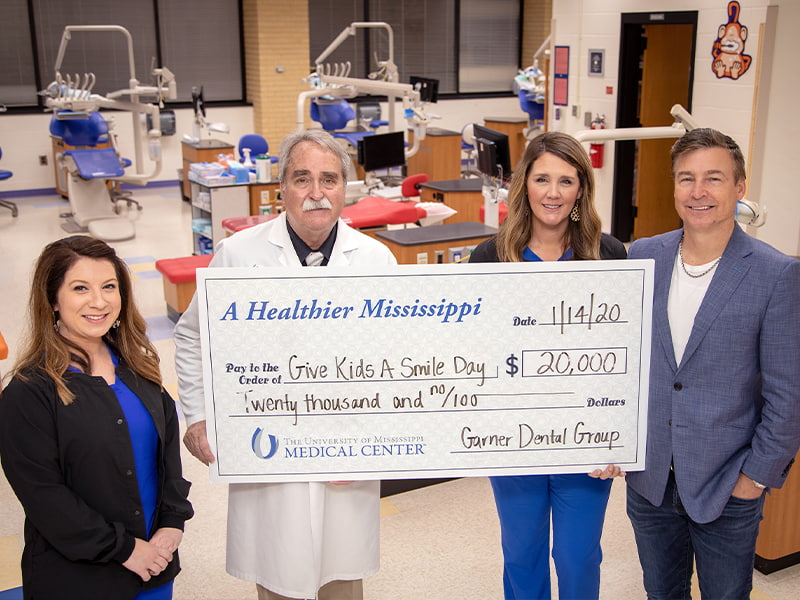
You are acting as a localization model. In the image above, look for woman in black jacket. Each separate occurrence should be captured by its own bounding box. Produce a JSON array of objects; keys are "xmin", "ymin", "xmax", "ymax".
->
[
  {"xmin": 0, "ymin": 235, "xmax": 193, "ymax": 600},
  {"xmin": 470, "ymin": 132, "xmax": 625, "ymax": 600}
]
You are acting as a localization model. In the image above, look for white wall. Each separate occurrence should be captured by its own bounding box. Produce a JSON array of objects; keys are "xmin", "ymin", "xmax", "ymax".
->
[{"xmin": 551, "ymin": 0, "xmax": 799, "ymax": 255}]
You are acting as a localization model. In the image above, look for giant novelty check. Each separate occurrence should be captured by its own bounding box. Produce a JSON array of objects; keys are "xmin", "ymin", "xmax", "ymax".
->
[{"xmin": 197, "ymin": 260, "xmax": 653, "ymax": 483}]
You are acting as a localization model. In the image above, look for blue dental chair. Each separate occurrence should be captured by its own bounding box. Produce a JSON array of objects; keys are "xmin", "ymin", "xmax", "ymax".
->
[
  {"xmin": 49, "ymin": 111, "xmax": 136, "ymax": 241},
  {"xmin": 310, "ymin": 99, "xmax": 374, "ymax": 148},
  {"xmin": 0, "ymin": 147, "xmax": 18, "ymax": 217},
  {"xmin": 518, "ymin": 89, "xmax": 545, "ymax": 139}
]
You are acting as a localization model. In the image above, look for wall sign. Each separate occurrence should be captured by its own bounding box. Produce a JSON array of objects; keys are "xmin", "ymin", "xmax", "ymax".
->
[{"xmin": 553, "ymin": 45, "xmax": 570, "ymax": 106}]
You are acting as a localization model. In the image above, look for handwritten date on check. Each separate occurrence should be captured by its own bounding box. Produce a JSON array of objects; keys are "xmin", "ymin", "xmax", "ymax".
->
[{"xmin": 196, "ymin": 260, "xmax": 653, "ymax": 483}]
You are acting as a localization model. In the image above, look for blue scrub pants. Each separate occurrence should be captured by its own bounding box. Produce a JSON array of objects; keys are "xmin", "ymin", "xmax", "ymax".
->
[{"xmin": 490, "ymin": 473, "xmax": 613, "ymax": 600}]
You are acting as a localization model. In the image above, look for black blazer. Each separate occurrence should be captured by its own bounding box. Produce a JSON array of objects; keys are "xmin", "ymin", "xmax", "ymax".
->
[{"xmin": 0, "ymin": 363, "xmax": 193, "ymax": 600}]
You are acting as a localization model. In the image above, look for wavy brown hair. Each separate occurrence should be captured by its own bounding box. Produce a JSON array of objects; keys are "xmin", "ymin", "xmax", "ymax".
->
[
  {"xmin": 9, "ymin": 235, "xmax": 161, "ymax": 404},
  {"xmin": 495, "ymin": 131, "xmax": 602, "ymax": 262}
]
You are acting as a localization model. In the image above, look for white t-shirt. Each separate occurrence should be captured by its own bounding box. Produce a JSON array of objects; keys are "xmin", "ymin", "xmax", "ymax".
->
[{"xmin": 667, "ymin": 253, "xmax": 719, "ymax": 365}]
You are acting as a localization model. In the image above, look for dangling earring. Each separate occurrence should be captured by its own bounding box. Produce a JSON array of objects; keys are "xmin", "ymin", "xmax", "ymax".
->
[
  {"xmin": 112, "ymin": 319, "xmax": 120, "ymax": 329},
  {"xmin": 569, "ymin": 203, "xmax": 580, "ymax": 222},
  {"xmin": 53, "ymin": 312, "xmax": 60, "ymax": 332}
]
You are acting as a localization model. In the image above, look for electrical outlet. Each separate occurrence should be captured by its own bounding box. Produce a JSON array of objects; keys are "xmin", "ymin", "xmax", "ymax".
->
[
  {"xmin": 572, "ymin": 105, "xmax": 579, "ymax": 117},
  {"xmin": 39, "ymin": 155, "xmax": 48, "ymax": 166}
]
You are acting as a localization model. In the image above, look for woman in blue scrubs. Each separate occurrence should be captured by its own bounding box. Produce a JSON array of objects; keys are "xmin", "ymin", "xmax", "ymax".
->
[
  {"xmin": 470, "ymin": 132, "xmax": 626, "ymax": 599},
  {"xmin": 0, "ymin": 235, "xmax": 193, "ymax": 600}
]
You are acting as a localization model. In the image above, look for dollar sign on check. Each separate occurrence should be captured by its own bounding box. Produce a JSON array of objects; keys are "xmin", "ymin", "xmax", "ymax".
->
[{"xmin": 506, "ymin": 354, "xmax": 519, "ymax": 377}]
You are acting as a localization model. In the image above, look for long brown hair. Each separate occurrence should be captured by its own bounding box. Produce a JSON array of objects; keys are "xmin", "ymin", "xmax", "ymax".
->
[
  {"xmin": 495, "ymin": 131, "xmax": 602, "ymax": 262},
  {"xmin": 10, "ymin": 235, "xmax": 162, "ymax": 404}
]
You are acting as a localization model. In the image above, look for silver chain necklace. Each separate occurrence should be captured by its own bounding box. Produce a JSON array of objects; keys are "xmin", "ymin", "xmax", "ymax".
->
[{"xmin": 678, "ymin": 237, "xmax": 721, "ymax": 278}]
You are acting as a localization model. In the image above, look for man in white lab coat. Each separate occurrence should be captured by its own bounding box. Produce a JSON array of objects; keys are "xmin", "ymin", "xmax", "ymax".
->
[{"xmin": 174, "ymin": 129, "xmax": 397, "ymax": 600}]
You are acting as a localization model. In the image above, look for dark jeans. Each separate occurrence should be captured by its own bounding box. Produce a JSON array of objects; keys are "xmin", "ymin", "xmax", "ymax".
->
[{"xmin": 626, "ymin": 473, "xmax": 765, "ymax": 600}]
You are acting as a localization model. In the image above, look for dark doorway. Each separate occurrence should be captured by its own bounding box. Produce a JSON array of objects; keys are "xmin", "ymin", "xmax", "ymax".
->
[{"xmin": 612, "ymin": 11, "xmax": 697, "ymax": 242}]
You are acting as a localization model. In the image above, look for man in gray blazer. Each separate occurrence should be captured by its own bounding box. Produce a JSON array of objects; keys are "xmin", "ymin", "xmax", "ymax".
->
[{"xmin": 626, "ymin": 128, "xmax": 800, "ymax": 599}]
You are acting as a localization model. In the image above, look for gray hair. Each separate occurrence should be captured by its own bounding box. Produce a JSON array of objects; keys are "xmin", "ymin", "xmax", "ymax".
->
[{"xmin": 278, "ymin": 129, "xmax": 351, "ymax": 185}]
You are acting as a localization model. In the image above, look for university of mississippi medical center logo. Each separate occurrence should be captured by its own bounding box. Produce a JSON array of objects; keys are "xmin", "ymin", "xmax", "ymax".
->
[{"xmin": 251, "ymin": 428, "xmax": 279, "ymax": 459}]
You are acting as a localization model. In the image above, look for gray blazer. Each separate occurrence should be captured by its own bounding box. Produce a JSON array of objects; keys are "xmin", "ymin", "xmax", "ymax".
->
[{"xmin": 626, "ymin": 225, "xmax": 800, "ymax": 523}]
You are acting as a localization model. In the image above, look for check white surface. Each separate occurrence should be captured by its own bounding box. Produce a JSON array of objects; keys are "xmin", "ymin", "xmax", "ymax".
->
[{"xmin": 197, "ymin": 261, "xmax": 654, "ymax": 483}]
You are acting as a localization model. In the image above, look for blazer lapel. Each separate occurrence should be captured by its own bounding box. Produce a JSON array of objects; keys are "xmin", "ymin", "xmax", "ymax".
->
[
  {"xmin": 678, "ymin": 226, "xmax": 752, "ymax": 369},
  {"xmin": 653, "ymin": 231, "xmax": 681, "ymax": 374}
]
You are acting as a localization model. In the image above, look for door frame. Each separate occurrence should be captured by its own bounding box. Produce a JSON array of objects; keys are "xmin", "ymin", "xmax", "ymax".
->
[{"xmin": 612, "ymin": 11, "xmax": 697, "ymax": 242}]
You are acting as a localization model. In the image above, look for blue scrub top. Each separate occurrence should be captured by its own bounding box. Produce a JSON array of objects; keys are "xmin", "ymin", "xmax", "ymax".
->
[{"xmin": 522, "ymin": 246, "xmax": 573, "ymax": 262}]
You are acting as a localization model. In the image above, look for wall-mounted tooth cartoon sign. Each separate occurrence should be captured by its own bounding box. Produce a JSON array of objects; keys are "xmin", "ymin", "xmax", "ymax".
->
[{"xmin": 712, "ymin": 1, "xmax": 752, "ymax": 79}]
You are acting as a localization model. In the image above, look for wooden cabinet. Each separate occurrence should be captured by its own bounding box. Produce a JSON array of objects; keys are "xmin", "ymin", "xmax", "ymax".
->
[
  {"xmin": 755, "ymin": 454, "xmax": 800, "ymax": 574},
  {"xmin": 248, "ymin": 182, "xmax": 283, "ymax": 215},
  {"xmin": 181, "ymin": 139, "xmax": 234, "ymax": 200},
  {"xmin": 406, "ymin": 128, "xmax": 462, "ymax": 182},
  {"xmin": 484, "ymin": 117, "xmax": 527, "ymax": 171},
  {"xmin": 375, "ymin": 221, "xmax": 496, "ymax": 265},
  {"xmin": 419, "ymin": 179, "xmax": 484, "ymax": 224},
  {"xmin": 189, "ymin": 180, "xmax": 249, "ymax": 254}
]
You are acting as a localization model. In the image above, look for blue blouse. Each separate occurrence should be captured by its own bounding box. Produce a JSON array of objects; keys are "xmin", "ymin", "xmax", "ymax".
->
[
  {"xmin": 108, "ymin": 352, "xmax": 173, "ymax": 600},
  {"xmin": 522, "ymin": 246, "xmax": 573, "ymax": 262}
]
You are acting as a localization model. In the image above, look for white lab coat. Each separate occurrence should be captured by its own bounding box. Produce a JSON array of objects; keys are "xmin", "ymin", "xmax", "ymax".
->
[{"xmin": 174, "ymin": 213, "xmax": 397, "ymax": 597}]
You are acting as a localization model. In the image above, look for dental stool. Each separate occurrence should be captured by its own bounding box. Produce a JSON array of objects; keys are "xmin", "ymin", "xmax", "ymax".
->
[
  {"xmin": 237, "ymin": 134, "xmax": 279, "ymax": 166},
  {"xmin": 50, "ymin": 111, "xmax": 135, "ymax": 241},
  {"xmin": 155, "ymin": 254, "xmax": 213, "ymax": 322},
  {"xmin": 0, "ymin": 148, "xmax": 18, "ymax": 217}
]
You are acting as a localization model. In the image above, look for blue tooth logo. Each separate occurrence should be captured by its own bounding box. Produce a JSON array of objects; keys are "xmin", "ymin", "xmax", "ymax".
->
[{"xmin": 251, "ymin": 427, "xmax": 279, "ymax": 459}]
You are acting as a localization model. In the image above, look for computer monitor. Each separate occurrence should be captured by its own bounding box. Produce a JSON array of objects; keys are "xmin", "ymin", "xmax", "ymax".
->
[
  {"xmin": 473, "ymin": 124, "xmax": 511, "ymax": 181},
  {"xmin": 357, "ymin": 131, "xmax": 406, "ymax": 173},
  {"xmin": 409, "ymin": 76, "xmax": 439, "ymax": 103}
]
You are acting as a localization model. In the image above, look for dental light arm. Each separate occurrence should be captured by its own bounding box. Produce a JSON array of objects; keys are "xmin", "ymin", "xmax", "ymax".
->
[
  {"xmin": 573, "ymin": 104, "xmax": 765, "ymax": 226},
  {"xmin": 303, "ymin": 22, "xmax": 435, "ymax": 159}
]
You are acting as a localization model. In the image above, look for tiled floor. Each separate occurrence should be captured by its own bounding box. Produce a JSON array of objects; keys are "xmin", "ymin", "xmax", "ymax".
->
[{"xmin": 1, "ymin": 186, "xmax": 799, "ymax": 598}]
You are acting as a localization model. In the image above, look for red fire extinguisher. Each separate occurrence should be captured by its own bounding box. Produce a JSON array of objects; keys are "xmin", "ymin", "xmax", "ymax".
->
[{"xmin": 590, "ymin": 115, "xmax": 606, "ymax": 169}]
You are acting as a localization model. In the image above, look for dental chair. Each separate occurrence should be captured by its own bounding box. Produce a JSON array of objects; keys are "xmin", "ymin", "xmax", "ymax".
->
[
  {"xmin": 310, "ymin": 98, "xmax": 374, "ymax": 148},
  {"xmin": 518, "ymin": 89, "xmax": 545, "ymax": 139},
  {"xmin": 49, "ymin": 111, "xmax": 136, "ymax": 241},
  {"xmin": 356, "ymin": 100, "xmax": 389, "ymax": 132},
  {"xmin": 0, "ymin": 147, "xmax": 18, "ymax": 217}
]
